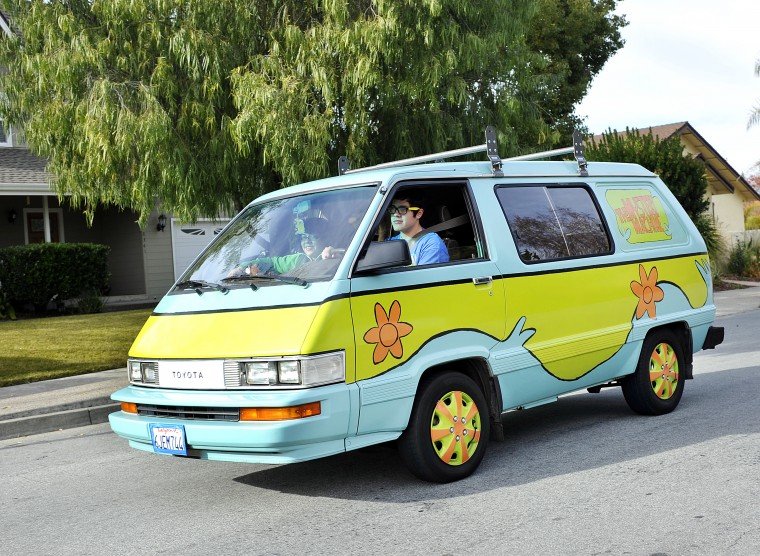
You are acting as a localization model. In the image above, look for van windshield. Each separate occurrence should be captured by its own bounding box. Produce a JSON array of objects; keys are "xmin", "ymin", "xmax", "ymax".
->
[{"xmin": 181, "ymin": 186, "xmax": 376, "ymax": 287}]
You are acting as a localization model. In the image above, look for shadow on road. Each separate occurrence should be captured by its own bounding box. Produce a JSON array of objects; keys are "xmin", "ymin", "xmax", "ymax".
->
[{"xmin": 233, "ymin": 365, "xmax": 759, "ymax": 501}]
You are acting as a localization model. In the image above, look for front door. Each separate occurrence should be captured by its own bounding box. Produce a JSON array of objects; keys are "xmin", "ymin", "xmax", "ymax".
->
[{"xmin": 26, "ymin": 212, "xmax": 60, "ymax": 243}]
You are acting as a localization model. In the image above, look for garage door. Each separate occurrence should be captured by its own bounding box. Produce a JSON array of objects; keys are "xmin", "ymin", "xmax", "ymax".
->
[{"xmin": 171, "ymin": 219, "xmax": 230, "ymax": 280}]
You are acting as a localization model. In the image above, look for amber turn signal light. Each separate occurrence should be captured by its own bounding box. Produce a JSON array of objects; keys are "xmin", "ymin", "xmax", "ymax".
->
[
  {"xmin": 120, "ymin": 402, "xmax": 138, "ymax": 414},
  {"xmin": 240, "ymin": 401, "xmax": 321, "ymax": 421}
]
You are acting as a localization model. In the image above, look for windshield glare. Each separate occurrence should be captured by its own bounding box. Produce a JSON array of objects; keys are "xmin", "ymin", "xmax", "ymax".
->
[{"xmin": 181, "ymin": 186, "xmax": 376, "ymax": 286}]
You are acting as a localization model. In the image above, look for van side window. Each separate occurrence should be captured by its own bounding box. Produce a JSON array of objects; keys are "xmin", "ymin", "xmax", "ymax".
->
[
  {"xmin": 496, "ymin": 186, "xmax": 611, "ymax": 262},
  {"xmin": 369, "ymin": 182, "xmax": 485, "ymax": 267}
]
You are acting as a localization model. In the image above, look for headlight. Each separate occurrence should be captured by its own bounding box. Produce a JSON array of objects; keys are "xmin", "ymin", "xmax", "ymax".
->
[
  {"xmin": 277, "ymin": 361, "xmax": 301, "ymax": 384},
  {"xmin": 244, "ymin": 362, "xmax": 278, "ymax": 385},
  {"xmin": 128, "ymin": 359, "xmax": 158, "ymax": 384},
  {"xmin": 129, "ymin": 361, "xmax": 142, "ymax": 382},
  {"xmin": 239, "ymin": 352, "xmax": 344, "ymax": 388}
]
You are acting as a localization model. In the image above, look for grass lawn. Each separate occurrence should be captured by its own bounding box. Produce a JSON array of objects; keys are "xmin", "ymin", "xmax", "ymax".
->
[{"xmin": 0, "ymin": 308, "xmax": 152, "ymax": 387}]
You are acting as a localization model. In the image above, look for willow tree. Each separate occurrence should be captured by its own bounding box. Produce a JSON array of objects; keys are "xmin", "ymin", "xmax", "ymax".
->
[
  {"xmin": 0, "ymin": 1, "xmax": 624, "ymax": 224},
  {"xmin": 0, "ymin": 0, "xmax": 277, "ymax": 223},
  {"xmin": 231, "ymin": 1, "xmax": 551, "ymax": 186}
]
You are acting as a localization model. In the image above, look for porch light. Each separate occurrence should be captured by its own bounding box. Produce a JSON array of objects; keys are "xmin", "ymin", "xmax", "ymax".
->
[
  {"xmin": 7, "ymin": 208, "xmax": 16, "ymax": 224},
  {"xmin": 156, "ymin": 213, "xmax": 167, "ymax": 232}
]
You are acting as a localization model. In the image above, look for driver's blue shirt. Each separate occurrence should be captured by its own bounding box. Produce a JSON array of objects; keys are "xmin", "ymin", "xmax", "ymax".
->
[{"xmin": 389, "ymin": 231, "xmax": 449, "ymax": 265}]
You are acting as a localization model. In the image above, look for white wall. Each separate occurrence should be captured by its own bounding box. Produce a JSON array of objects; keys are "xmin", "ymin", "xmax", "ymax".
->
[{"xmin": 142, "ymin": 210, "xmax": 175, "ymax": 299}]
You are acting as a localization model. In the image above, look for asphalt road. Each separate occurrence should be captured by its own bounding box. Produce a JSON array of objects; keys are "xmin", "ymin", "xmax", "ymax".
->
[{"xmin": 2, "ymin": 310, "xmax": 758, "ymax": 555}]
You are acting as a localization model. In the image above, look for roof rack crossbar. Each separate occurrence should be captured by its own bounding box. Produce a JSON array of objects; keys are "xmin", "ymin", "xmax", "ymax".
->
[
  {"xmin": 342, "ymin": 144, "xmax": 488, "ymax": 175},
  {"xmin": 338, "ymin": 127, "xmax": 587, "ymax": 176},
  {"xmin": 504, "ymin": 146, "xmax": 574, "ymax": 161}
]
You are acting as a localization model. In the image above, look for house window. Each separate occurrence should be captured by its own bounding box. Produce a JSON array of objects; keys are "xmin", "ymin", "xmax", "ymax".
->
[{"xmin": 23, "ymin": 208, "xmax": 65, "ymax": 244}]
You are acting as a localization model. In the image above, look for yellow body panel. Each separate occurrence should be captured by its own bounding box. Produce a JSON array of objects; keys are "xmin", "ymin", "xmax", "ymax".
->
[
  {"xmin": 506, "ymin": 256, "xmax": 708, "ymax": 379},
  {"xmin": 129, "ymin": 306, "xmax": 320, "ymax": 360},
  {"xmin": 351, "ymin": 280, "xmax": 505, "ymax": 381}
]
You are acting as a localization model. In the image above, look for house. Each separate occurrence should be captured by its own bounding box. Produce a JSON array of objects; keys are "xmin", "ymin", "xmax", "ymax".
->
[
  {"xmin": 595, "ymin": 122, "xmax": 760, "ymax": 241},
  {"xmin": 0, "ymin": 142, "xmax": 229, "ymax": 300}
]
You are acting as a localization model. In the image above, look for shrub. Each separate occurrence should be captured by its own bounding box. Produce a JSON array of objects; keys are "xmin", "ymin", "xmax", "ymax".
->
[
  {"xmin": 0, "ymin": 288, "xmax": 15, "ymax": 320},
  {"xmin": 726, "ymin": 239, "xmax": 760, "ymax": 279},
  {"xmin": 76, "ymin": 289, "xmax": 105, "ymax": 314},
  {"xmin": 693, "ymin": 213, "xmax": 725, "ymax": 269},
  {"xmin": 744, "ymin": 202, "xmax": 760, "ymax": 230},
  {"xmin": 0, "ymin": 243, "xmax": 110, "ymax": 310}
]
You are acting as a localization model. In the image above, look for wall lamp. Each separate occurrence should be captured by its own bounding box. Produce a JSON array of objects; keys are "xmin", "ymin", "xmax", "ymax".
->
[
  {"xmin": 7, "ymin": 208, "xmax": 17, "ymax": 224},
  {"xmin": 156, "ymin": 213, "xmax": 167, "ymax": 232}
]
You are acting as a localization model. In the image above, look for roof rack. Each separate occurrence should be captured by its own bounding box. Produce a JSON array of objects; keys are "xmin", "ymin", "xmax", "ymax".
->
[{"xmin": 338, "ymin": 127, "xmax": 588, "ymax": 177}]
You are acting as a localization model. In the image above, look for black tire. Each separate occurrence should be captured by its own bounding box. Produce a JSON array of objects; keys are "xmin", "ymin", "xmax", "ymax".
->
[
  {"xmin": 398, "ymin": 371, "xmax": 490, "ymax": 483},
  {"xmin": 622, "ymin": 329, "xmax": 686, "ymax": 415}
]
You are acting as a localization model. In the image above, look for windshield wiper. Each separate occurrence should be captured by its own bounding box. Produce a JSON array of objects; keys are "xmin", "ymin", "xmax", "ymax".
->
[
  {"xmin": 219, "ymin": 276, "xmax": 258, "ymax": 291},
  {"xmin": 222, "ymin": 274, "xmax": 308, "ymax": 287},
  {"xmin": 174, "ymin": 280, "xmax": 228, "ymax": 295}
]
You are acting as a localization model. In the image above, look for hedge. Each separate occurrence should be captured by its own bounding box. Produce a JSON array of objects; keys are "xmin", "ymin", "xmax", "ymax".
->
[{"xmin": 0, "ymin": 243, "xmax": 110, "ymax": 309}]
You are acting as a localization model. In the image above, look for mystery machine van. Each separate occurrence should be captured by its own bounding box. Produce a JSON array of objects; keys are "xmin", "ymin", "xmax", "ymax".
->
[{"xmin": 109, "ymin": 129, "xmax": 724, "ymax": 482}]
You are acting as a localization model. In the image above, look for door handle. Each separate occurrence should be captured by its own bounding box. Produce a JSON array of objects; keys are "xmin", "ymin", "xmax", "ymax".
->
[{"xmin": 472, "ymin": 276, "xmax": 492, "ymax": 286}]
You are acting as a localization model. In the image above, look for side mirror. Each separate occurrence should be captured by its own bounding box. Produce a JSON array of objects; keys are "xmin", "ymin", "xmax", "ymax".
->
[{"xmin": 355, "ymin": 241, "xmax": 412, "ymax": 273}]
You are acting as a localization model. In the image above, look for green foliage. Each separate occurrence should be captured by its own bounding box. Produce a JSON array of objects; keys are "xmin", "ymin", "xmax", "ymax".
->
[
  {"xmin": 76, "ymin": 289, "xmax": 105, "ymax": 314},
  {"xmin": 0, "ymin": 288, "xmax": 16, "ymax": 320},
  {"xmin": 586, "ymin": 128, "xmax": 710, "ymax": 220},
  {"xmin": 0, "ymin": 243, "xmax": 110, "ymax": 310},
  {"xmin": 0, "ymin": 1, "xmax": 625, "ymax": 222},
  {"xmin": 726, "ymin": 239, "xmax": 760, "ymax": 279},
  {"xmin": 525, "ymin": 0, "xmax": 626, "ymax": 141},
  {"xmin": 745, "ymin": 201, "xmax": 760, "ymax": 230},
  {"xmin": 693, "ymin": 213, "xmax": 725, "ymax": 268},
  {"xmin": 0, "ymin": 0, "xmax": 278, "ymax": 224}
]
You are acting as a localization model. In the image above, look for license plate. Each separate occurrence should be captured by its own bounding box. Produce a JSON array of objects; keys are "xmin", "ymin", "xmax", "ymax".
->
[{"xmin": 149, "ymin": 424, "xmax": 188, "ymax": 456}]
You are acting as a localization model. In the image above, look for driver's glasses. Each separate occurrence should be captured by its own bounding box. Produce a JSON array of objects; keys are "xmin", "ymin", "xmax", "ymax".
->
[
  {"xmin": 387, "ymin": 205, "xmax": 419, "ymax": 216},
  {"xmin": 300, "ymin": 233, "xmax": 318, "ymax": 243}
]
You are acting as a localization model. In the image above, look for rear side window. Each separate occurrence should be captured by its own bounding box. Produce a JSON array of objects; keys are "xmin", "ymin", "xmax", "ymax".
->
[{"xmin": 496, "ymin": 185, "xmax": 612, "ymax": 263}]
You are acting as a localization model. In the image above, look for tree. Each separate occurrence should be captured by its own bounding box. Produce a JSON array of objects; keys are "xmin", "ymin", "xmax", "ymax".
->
[
  {"xmin": 0, "ymin": 1, "xmax": 626, "ymax": 224},
  {"xmin": 750, "ymin": 58, "xmax": 760, "ymax": 129},
  {"xmin": 231, "ymin": 0, "xmax": 626, "ymax": 185},
  {"xmin": 524, "ymin": 0, "xmax": 626, "ymax": 141},
  {"xmin": 0, "ymin": 0, "xmax": 278, "ymax": 223}
]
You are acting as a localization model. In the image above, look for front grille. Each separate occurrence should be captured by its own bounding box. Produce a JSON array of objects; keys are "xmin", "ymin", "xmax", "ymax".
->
[
  {"xmin": 224, "ymin": 360, "xmax": 243, "ymax": 387},
  {"xmin": 137, "ymin": 404, "xmax": 240, "ymax": 421}
]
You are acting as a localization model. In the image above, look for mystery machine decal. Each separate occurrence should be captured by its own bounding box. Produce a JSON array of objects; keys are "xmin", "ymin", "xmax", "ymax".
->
[
  {"xmin": 363, "ymin": 300, "xmax": 414, "ymax": 364},
  {"xmin": 630, "ymin": 264, "xmax": 664, "ymax": 319},
  {"xmin": 606, "ymin": 189, "xmax": 672, "ymax": 243}
]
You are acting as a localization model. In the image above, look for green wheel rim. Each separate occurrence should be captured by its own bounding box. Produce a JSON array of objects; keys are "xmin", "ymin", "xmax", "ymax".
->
[
  {"xmin": 430, "ymin": 390, "xmax": 482, "ymax": 466},
  {"xmin": 649, "ymin": 342, "xmax": 679, "ymax": 400}
]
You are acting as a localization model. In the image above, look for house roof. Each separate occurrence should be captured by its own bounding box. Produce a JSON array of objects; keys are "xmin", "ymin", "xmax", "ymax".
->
[
  {"xmin": 594, "ymin": 121, "xmax": 760, "ymax": 202},
  {"xmin": 0, "ymin": 147, "xmax": 54, "ymax": 195}
]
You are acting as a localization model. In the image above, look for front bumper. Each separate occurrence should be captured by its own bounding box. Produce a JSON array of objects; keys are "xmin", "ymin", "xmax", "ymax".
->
[{"xmin": 108, "ymin": 382, "xmax": 356, "ymax": 464}]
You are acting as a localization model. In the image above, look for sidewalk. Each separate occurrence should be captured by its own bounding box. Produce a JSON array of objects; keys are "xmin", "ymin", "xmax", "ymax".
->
[{"xmin": 2, "ymin": 281, "xmax": 759, "ymax": 441}]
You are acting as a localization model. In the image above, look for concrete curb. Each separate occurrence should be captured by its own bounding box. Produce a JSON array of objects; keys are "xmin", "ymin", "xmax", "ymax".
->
[{"xmin": 0, "ymin": 403, "xmax": 120, "ymax": 441}]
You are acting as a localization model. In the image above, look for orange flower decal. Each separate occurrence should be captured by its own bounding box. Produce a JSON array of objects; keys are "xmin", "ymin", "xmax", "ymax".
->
[
  {"xmin": 630, "ymin": 264, "xmax": 664, "ymax": 319},
  {"xmin": 363, "ymin": 300, "xmax": 413, "ymax": 364}
]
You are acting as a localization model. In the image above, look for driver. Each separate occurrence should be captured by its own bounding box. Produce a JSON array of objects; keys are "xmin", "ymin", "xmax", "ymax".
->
[{"xmin": 229, "ymin": 217, "xmax": 339, "ymax": 276}]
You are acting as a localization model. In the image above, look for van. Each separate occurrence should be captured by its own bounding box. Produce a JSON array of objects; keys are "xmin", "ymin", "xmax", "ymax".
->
[{"xmin": 109, "ymin": 129, "xmax": 724, "ymax": 482}]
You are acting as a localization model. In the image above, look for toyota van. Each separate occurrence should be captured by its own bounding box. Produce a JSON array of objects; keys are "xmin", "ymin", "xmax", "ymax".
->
[{"xmin": 109, "ymin": 130, "xmax": 724, "ymax": 482}]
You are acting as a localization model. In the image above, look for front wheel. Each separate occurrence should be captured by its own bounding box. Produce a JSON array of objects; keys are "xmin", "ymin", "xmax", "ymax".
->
[
  {"xmin": 398, "ymin": 372, "xmax": 490, "ymax": 482},
  {"xmin": 622, "ymin": 329, "xmax": 686, "ymax": 415}
]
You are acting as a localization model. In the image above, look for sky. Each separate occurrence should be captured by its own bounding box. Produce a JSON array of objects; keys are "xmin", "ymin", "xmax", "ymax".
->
[{"xmin": 576, "ymin": 0, "xmax": 760, "ymax": 177}]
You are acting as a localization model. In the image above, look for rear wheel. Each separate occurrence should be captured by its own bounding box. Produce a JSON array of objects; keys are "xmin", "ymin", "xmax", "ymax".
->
[
  {"xmin": 398, "ymin": 372, "xmax": 490, "ymax": 482},
  {"xmin": 622, "ymin": 330, "xmax": 685, "ymax": 415}
]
